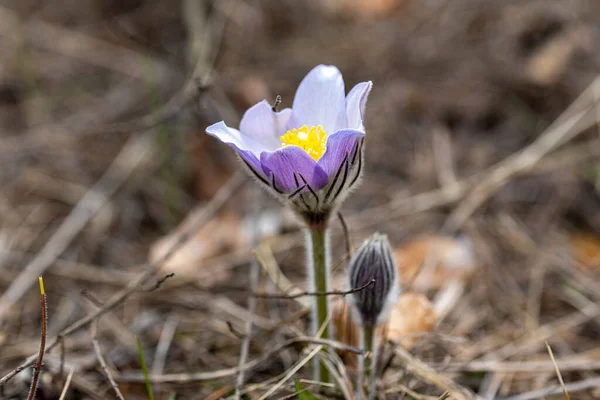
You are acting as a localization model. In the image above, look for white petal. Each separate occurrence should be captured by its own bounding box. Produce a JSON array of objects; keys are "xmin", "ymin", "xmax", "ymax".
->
[
  {"xmin": 206, "ymin": 121, "xmax": 266, "ymax": 157},
  {"xmin": 292, "ymin": 65, "xmax": 347, "ymax": 134},
  {"xmin": 239, "ymin": 100, "xmax": 292, "ymax": 150},
  {"xmin": 346, "ymin": 81, "xmax": 372, "ymax": 130}
]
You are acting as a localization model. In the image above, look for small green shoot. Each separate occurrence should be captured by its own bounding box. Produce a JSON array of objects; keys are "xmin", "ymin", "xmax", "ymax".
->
[
  {"xmin": 294, "ymin": 379, "xmax": 318, "ymax": 400},
  {"xmin": 136, "ymin": 337, "xmax": 155, "ymax": 400}
]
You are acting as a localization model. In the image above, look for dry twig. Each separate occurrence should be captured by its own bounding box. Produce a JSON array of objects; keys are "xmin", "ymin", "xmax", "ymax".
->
[
  {"xmin": 117, "ymin": 336, "xmax": 363, "ymax": 384},
  {"xmin": 151, "ymin": 314, "xmax": 180, "ymax": 376},
  {"xmin": 234, "ymin": 188, "xmax": 263, "ymax": 399},
  {"xmin": 545, "ymin": 342, "xmax": 571, "ymax": 400},
  {"xmin": 57, "ymin": 368, "xmax": 74, "ymax": 400},
  {"xmin": 26, "ymin": 277, "xmax": 47, "ymax": 400},
  {"xmin": 91, "ymin": 321, "xmax": 125, "ymax": 400},
  {"xmin": 442, "ymin": 76, "xmax": 600, "ymax": 233},
  {"xmin": 393, "ymin": 345, "xmax": 477, "ymax": 400},
  {"xmin": 0, "ymin": 172, "xmax": 245, "ymax": 387},
  {"xmin": 255, "ymin": 279, "xmax": 376, "ymax": 299},
  {"xmin": 503, "ymin": 377, "xmax": 600, "ymax": 400},
  {"xmin": 0, "ymin": 134, "xmax": 154, "ymax": 325},
  {"xmin": 258, "ymin": 345, "xmax": 323, "ymax": 400}
]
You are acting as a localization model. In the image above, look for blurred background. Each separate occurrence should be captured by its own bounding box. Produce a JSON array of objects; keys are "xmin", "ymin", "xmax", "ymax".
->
[{"xmin": 1, "ymin": 0, "xmax": 600, "ymax": 399}]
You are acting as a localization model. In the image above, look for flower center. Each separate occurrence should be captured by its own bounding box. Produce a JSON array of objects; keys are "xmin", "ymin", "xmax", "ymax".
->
[{"xmin": 280, "ymin": 125, "xmax": 327, "ymax": 161}]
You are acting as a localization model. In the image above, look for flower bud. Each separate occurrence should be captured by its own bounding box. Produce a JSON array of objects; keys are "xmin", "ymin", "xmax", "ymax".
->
[{"xmin": 348, "ymin": 233, "xmax": 399, "ymax": 329}]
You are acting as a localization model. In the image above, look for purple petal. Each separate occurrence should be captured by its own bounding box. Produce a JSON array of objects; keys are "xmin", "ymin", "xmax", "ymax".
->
[
  {"xmin": 206, "ymin": 121, "xmax": 265, "ymax": 174},
  {"xmin": 318, "ymin": 129, "xmax": 364, "ymax": 177},
  {"xmin": 236, "ymin": 149, "xmax": 265, "ymax": 180},
  {"xmin": 291, "ymin": 65, "xmax": 347, "ymax": 134},
  {"xmin": 346, "ymin": 81, "xmax": 372, "ymax": 130},
  {"xmin": 260, "ymin": 146, "xmax": 329, "ymax": 193},
  {"xmin": 239, "ymin": 100, "xmax": 292, "ymax": 150}
]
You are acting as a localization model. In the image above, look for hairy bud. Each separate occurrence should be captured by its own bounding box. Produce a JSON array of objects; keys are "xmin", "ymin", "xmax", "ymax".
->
[{"xmin": 348, "ymin": 233, "xmax": 399, "ymax": 328}]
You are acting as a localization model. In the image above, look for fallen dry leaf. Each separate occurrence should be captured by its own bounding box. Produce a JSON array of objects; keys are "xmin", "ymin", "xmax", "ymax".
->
[
  {"xmin": 569, "ymin": 232, "xmax": 600, "ymax": 271},
  {"xmin": 394, "ymin": 235, "xmax": 477, "ymax": 291},
  {"xmin": 386, "ymin": 291, "xmax": 437, "ymax": 348},
  {"xmin": 333, "ymin": 291, "xmax": 436, "ymax": 367}
]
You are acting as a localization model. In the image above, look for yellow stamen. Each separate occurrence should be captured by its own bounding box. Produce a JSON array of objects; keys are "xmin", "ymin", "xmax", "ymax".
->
[{"xmin": 280, "ymin": 125, "xmax": 327, "ymax": 161}]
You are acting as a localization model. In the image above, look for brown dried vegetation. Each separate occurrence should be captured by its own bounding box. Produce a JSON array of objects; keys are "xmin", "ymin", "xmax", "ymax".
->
[{"xmin": 1, "ymin": 0, "xmax": 600, "ymax": 398}]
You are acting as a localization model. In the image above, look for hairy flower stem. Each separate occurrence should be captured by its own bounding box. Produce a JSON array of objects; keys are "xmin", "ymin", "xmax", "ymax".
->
[
  {"xmin": 360, "ymin": 326, "xmax": 376, "ymax": 400},
  {"xmin": 306, "ymin": 225, "xmax": 331, "ymax": 383}
]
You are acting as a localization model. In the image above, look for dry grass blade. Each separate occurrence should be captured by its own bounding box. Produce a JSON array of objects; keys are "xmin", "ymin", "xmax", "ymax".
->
[
  {"xmin": 257, "ymin": 345, "xmax": 323, "ymax": 400},
  {"xmin": 0, "ymin": 6, "xmax": 173, "ymax": 83},
  {"xmin": 0, "ymin": 134, "xmax": 154, "ymax": 325},
  {"xmin": 0, "ymin": 172, "xmax": 245, "ymax": 387},
  {"xmin": 91, "ymin": 321, "xmax": 125, "ymax": 400},
  {"xmin": 256, "ymin": 244, "xmax": 310, "ymax": 308},
  {"xmin": 442, "ymin": 76, "xmax": 600, "ymax": 233},
  {"xmin": 320, "ymin": 349, "xmax": 354, "ymax": 400},
  {"xmin": 438, "ymin": 358, "xmax": 600, "ymax": 373},
  {"xmin": 3, "ymin": 2, "xmax": 600, "ymax": 398},
  {"xmin": 234, "ymin": 188, "xmax": 263, "ymax": 399},
  {"xmin": 255, "ymin": 279, "xmax": 376, "ymax": 299},
  {"xmin": 545, "ymin": 342, "xmax": 571, "ymax": 400},
  {"xmin": 151, "ymin": 314, "xmax": 179, "ymax": 376},
  {"xmin": 503, "ymin": 377, "xmax": 600, "ymax": 400},
  {"xmin": 57, "ymin": 368, "xmax": 75, "ymax": 400},
  {"xmin": 392, "ymin": 346, "xmax": 477, "ymax": 400},
  {"xmin": 116, "ymin": 337, "xmax": 363, "ymax": 383}
]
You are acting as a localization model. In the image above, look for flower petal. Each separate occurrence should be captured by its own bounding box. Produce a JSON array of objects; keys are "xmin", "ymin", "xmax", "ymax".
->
[
  {"xmin": 291, "ymin": 65, "xmax": 347, "ymax": 134},
  {"xmin": 346, "ymin": 81, "xmax": 372, "ymax": 130},
  {"xmin": 239, "ymin": 100, "xmax": 292, "ymax": 150},
  {"xmin": 206, "ymin": 121, "xmax": 264, "ymax": 155},
  {"xmin": 206, "ymin": 121, "xmax": 265, "ymax": 172},
  {"xmin": 260, "ymin": 146, "xmax": 329, "ymax": 193},
  {"xmin": 318, "ymin": 129, "xmax": 364, "ymax": 177}
]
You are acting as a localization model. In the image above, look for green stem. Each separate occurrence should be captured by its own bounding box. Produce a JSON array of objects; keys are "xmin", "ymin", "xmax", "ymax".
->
[
  {"xmin": 307, "ymin": 226, "xmax": 330, "ymax": 383},
  {"xmin": 360, "ymin": 326, "xmax": 376, "ymax": 399}
]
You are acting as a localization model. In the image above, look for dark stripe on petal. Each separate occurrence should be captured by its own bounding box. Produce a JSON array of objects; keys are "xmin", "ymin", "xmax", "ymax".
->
[{"xmin": 331, "ymin": 153, "xmax": 350, "ymax": 204}]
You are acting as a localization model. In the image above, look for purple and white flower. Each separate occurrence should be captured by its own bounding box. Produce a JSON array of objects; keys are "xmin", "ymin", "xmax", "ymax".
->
[{"xmin": 206, "ymin": 65, "xmax": 372, "ymax": 220}]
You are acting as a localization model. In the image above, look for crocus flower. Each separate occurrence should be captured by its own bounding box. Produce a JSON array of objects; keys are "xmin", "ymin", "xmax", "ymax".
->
[
  {"xmin": 206, "ymin": 65, "xmax": 372, "ymax": 222},
  {"xmin": 348, "ymin": 233, "xmax": 399, "ymax": 329},
  {"xmin": 350, "ymin": 233, "xmax": 399, "ymax": 400}
]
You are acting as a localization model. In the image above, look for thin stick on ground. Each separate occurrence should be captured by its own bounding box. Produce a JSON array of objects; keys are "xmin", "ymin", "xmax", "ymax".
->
[
  {"xmin": 151, "ymin": 313, "xmax": 180, "ymax": 376},
  {"xmin": 503, "ymin": 377, "xmax": 600, "ymax": 400},
  {"xmin": 318, "ymin": 350, "xmax": 354, "ymax": 400},
  {"xmin": 0, "ymin": 134, "xmax": 155, "ymax": 325},
  {"xmin": 26, "ymin": 277, "xmax": 47, "ymax": 400},
  {"xmin": 545, "ymin": 342, "xmax": 571, "ymax": 400},
  {"xmin": 94, "ymin": 0, "xmax": 231, "ymax": 135},
  {"xmin": 116, "ymin": 336, "xmax": 364, "ymax": 384},
  {"xmin": 234, "ymin": 188, "xmax": 263, "ymax": 399},
  {"xmin": 57, "ymin": 368, "xmax": 74, "ymax": 400},
  {"xmin": 442, "ymin": 76, "xmax": 600, "ymax": 233},
  {"xmin": 0, "ymin": 172, "xmax": 245, "ymax": 387},
  {"xmin": 91, "ymin": 321, "xmax": 125, "ymax": 400},
  {"xmin": 255, "ymin": 279, "xmax": 376, "ymax": 299},
  {"xmin": 392, "ymin": 345, "xmax": 476, "ymax": 400},
  {"xmin": 258, "ymin": 345, "xmax": 323, "ymax": 400},
  {"xmin": 436, "ymin": 358, "xmax": 600, "ymax": 373}
]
